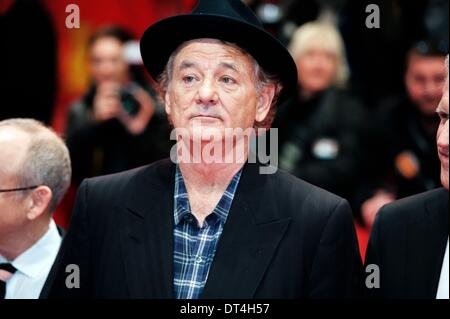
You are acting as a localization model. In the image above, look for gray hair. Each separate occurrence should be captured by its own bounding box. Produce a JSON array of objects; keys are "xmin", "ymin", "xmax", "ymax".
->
[
  {"xmin": 0, "ymin": 119, "xmax": 72, "ymax": 213},
  {"xmin": 156, "ymin": 39, "xmax": 283, "ymax": 129}
]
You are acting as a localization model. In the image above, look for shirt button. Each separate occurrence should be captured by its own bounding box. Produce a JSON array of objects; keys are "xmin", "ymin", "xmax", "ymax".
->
[
  {"xmin": 184, "ymin": 215, "xmax": 194, "ymax": 223},
  {"xmin": 195, "ymin": 256, "xmax": 203, "ymax": 263}
]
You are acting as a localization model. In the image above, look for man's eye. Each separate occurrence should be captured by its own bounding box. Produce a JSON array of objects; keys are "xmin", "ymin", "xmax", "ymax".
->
[
  {"xmin": 437, "ymin": 111, "xmax": 449, "ymax": 122},
  {"xmin": 413, "ymin": 76, "xmax": 426, "ymax": 84},
  {"xmin": 221, "ymin": 76, "xmax": 236, "ymax": 85},
  {"xmin": 182, "ymin": 75, "xmax": 196, "ymax": 84}
]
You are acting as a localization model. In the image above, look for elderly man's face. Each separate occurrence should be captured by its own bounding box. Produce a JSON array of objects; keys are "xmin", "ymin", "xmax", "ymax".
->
[
  {"xmin": 405, "ymin": 54, "xmax": 446, "ymax": 116},
  {"xmin": 164, "ymin": 39, "xmax": 272, "ymax": 142},
  {"xmin": 0, "ymin": 128, "xmax": 30, "ymax": 239},
  {"xmin": 436, "ymin": 78, "xmax": 449, "ymax": 190}
]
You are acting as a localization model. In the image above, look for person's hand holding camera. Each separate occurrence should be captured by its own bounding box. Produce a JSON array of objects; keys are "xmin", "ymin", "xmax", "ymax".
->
[
  {"xmin": 92, "ymin": 81, "xmax": 155, "ymax": 135},
  {"xmin": 116, "ymin": 85, "xmax": 155, "ymax": 135},
  {"xmin": 93, "ymin": 81, "xmax": 122, "ymax": 122}
]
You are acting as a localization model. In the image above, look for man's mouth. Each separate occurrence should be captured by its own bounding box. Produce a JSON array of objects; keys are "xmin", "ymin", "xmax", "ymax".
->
[
  {"xmin": 438, "ymin": 149, "xmax": 449, "ymax": 166},
  {"xmin": 438, "ymin": 148, "xmax": 449, "ymax": 158},
  {"xmin": 190, "ymin": 114, "xmax": 222, "ymax": 121}
]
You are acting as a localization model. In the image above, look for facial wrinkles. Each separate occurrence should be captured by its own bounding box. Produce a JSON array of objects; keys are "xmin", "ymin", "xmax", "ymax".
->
[{"xmin": 170, "ymin": 42, "xmax": 257, "ymax": 124}]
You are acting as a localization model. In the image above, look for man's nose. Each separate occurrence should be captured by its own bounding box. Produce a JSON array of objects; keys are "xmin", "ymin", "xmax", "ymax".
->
[
  {"xmin": 196, "ymin": 79, "xmax": 218, "ymax": 106},
  {"xmin": 438, "ymin": 121, "xmax": 449, "ymax": 148}
]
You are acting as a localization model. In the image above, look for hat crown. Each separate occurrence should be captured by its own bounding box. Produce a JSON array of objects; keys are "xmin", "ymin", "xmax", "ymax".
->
[
  {"xmin": 140, "ymin": 0, "xmax": 298, "ymax": 104},
  {"xmin": 193, "ymin": 0, "xmax": 263, "ymax": 28}
]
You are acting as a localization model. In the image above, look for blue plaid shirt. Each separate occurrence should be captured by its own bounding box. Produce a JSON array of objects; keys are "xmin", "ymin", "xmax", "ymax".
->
[{"xmin": 173, "ymin": 165, "xmax": 242, "ymax": 299}]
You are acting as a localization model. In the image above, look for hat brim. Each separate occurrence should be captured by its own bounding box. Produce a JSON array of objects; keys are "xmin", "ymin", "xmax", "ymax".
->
[{"xmin": 140, "ymin": 14, "xmax": 297, "ymax": 103}]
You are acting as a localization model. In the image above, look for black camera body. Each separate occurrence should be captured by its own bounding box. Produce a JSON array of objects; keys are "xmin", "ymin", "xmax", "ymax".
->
[
  {"xmin": 84, "ymin": 82, "xmax": 141, "ymax": 117},
  {"xmin": 119, "ymin": 87, "xmax": 140, "ymax": 117}
]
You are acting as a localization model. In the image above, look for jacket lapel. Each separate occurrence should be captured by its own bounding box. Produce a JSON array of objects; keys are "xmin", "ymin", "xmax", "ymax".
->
[
  {"xmin": 424, "ymin": 189, "xmax": 449, "ymax": 297},
  {"xmin": 202, "ymin": 162, "xmax": 291, "ymax": 298},
  {"xmin": 406, "ymin": 188, "xmax": 449, "ymax": 298},
  {"xmin": 119, "ymin": 160, "xmax": 175, "ymax": 298}
]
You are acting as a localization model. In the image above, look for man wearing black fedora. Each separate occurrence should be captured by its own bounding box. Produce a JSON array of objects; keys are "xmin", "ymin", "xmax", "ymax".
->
[{"xmin": 47, "ymin": 0, "xmax": 362, "ymax": 298}]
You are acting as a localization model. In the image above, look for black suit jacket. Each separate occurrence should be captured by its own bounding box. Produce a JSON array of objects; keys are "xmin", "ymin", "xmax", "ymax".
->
[
  {"xmin": 47, "ymin": 159, "xmax": 362, "ymax": 298},
  {"xmin": 38, "ymin": 225, "xmax": 65, "ymax": 299},
  {"xmin": 365, "ymin": 187, "xmax": 449, "ymax": 298}
]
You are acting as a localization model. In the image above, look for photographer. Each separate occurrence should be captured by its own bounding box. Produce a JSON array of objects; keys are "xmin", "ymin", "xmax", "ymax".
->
[{"xmin": 66, "ymin": 26, "xmax": 171, "ymax": 184}]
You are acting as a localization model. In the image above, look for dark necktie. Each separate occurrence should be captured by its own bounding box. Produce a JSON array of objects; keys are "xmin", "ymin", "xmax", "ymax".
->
[{"xmin": 0, "ymin": 263, "xmax": 17, "ymax": 299}]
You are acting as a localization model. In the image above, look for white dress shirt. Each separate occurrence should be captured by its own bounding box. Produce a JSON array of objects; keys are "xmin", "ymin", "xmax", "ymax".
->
[
  {"xmin": 436, "ymin": 237, "xmax": 449, "ymax": 299},
  {"xmin": 0, "ymin": 219, "xmax": 62, "ymax": 299}
]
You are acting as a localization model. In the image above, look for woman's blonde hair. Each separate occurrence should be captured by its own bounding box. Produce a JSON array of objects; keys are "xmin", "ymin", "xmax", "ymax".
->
[{"xmin": 289, "ymin": 21, "xmax": 350, "ymax": 88}]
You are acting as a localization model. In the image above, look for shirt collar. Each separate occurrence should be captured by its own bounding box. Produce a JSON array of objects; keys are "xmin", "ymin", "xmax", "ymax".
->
[
  {"xmin": 174, "ymin": 165, "xmax": 191, "ymax": 226},
  {"xmin": 0, "ymin": 219, "xmax": 62, "ymax": 279},
  {"xmin": 173, "ymin": 165, "xmax": 242, "ymax": 226}
]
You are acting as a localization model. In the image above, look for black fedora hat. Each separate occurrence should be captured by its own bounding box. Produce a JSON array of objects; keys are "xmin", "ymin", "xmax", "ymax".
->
[{"xmin": 140, "ymin": 0, "xmax": 297, "ymax": 103}]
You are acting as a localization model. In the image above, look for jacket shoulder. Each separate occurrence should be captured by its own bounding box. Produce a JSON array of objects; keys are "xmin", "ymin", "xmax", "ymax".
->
[
  {"xmin": 81, "ymin": 159, "xmax": 173, "ymax": 200},
  {"xmin": 271, "ymin": 168, "xmax": 345, "ymax": 206},
  {"xmin": 268, "ymin": 168, "xmax": 350, "ymax": 224},
  {"xmin": 377, "ymin": 188, "xmax": 448, "ymax": 227}
]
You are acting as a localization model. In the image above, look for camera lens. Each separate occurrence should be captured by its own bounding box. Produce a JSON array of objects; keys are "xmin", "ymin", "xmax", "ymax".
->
[{"xmin": 119, "ymin": 89, "xmax": 140, "ymax": 116}]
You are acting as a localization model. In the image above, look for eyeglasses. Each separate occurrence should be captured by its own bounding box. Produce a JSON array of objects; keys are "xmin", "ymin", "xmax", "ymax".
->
[{"xmin": 0, "ymin": 186, "xmax": 40, "ymax": 193}]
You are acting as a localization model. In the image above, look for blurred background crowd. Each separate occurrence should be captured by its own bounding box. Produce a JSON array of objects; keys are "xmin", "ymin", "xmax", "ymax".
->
[{"xmin": 1, "ymin": 0, "xmax": 448, "ymax": 259}]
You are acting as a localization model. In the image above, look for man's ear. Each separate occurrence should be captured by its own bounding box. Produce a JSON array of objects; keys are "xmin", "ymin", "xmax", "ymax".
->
[
  {"xmin": 27, "ymin": 186, "xmax": 52, "ymax": 220},
  {"xmin": 164, "ymin": 90, "xmax": 172, "ymax": 116},
  {"xmin": 255, "ymin": 84, "xmax": 276, "ymax": 123}
]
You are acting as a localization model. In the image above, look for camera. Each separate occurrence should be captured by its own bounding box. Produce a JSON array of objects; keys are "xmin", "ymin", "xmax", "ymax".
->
[
  {"xmin": 84, "ymin": 83, "xmax": 141, "ymax": 117},
  {"xmin": 119, "ymin": 87, "xmax": 140, "ymax": 117}
]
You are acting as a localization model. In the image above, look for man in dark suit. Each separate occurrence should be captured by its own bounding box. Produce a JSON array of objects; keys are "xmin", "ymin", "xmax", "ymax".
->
[
  {"xmin": 365, "ymin": 55, "xmax": 449, "ymax": 299},
  {"xmin": 47, "ymin": 0, "xmax": 362, "ymax": 298}
]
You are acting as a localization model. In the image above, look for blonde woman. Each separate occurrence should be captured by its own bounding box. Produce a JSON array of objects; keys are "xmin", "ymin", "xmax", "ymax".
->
[{"xmin": 275, "ymin": 21, "xmax": 367, "ymax": 217}]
